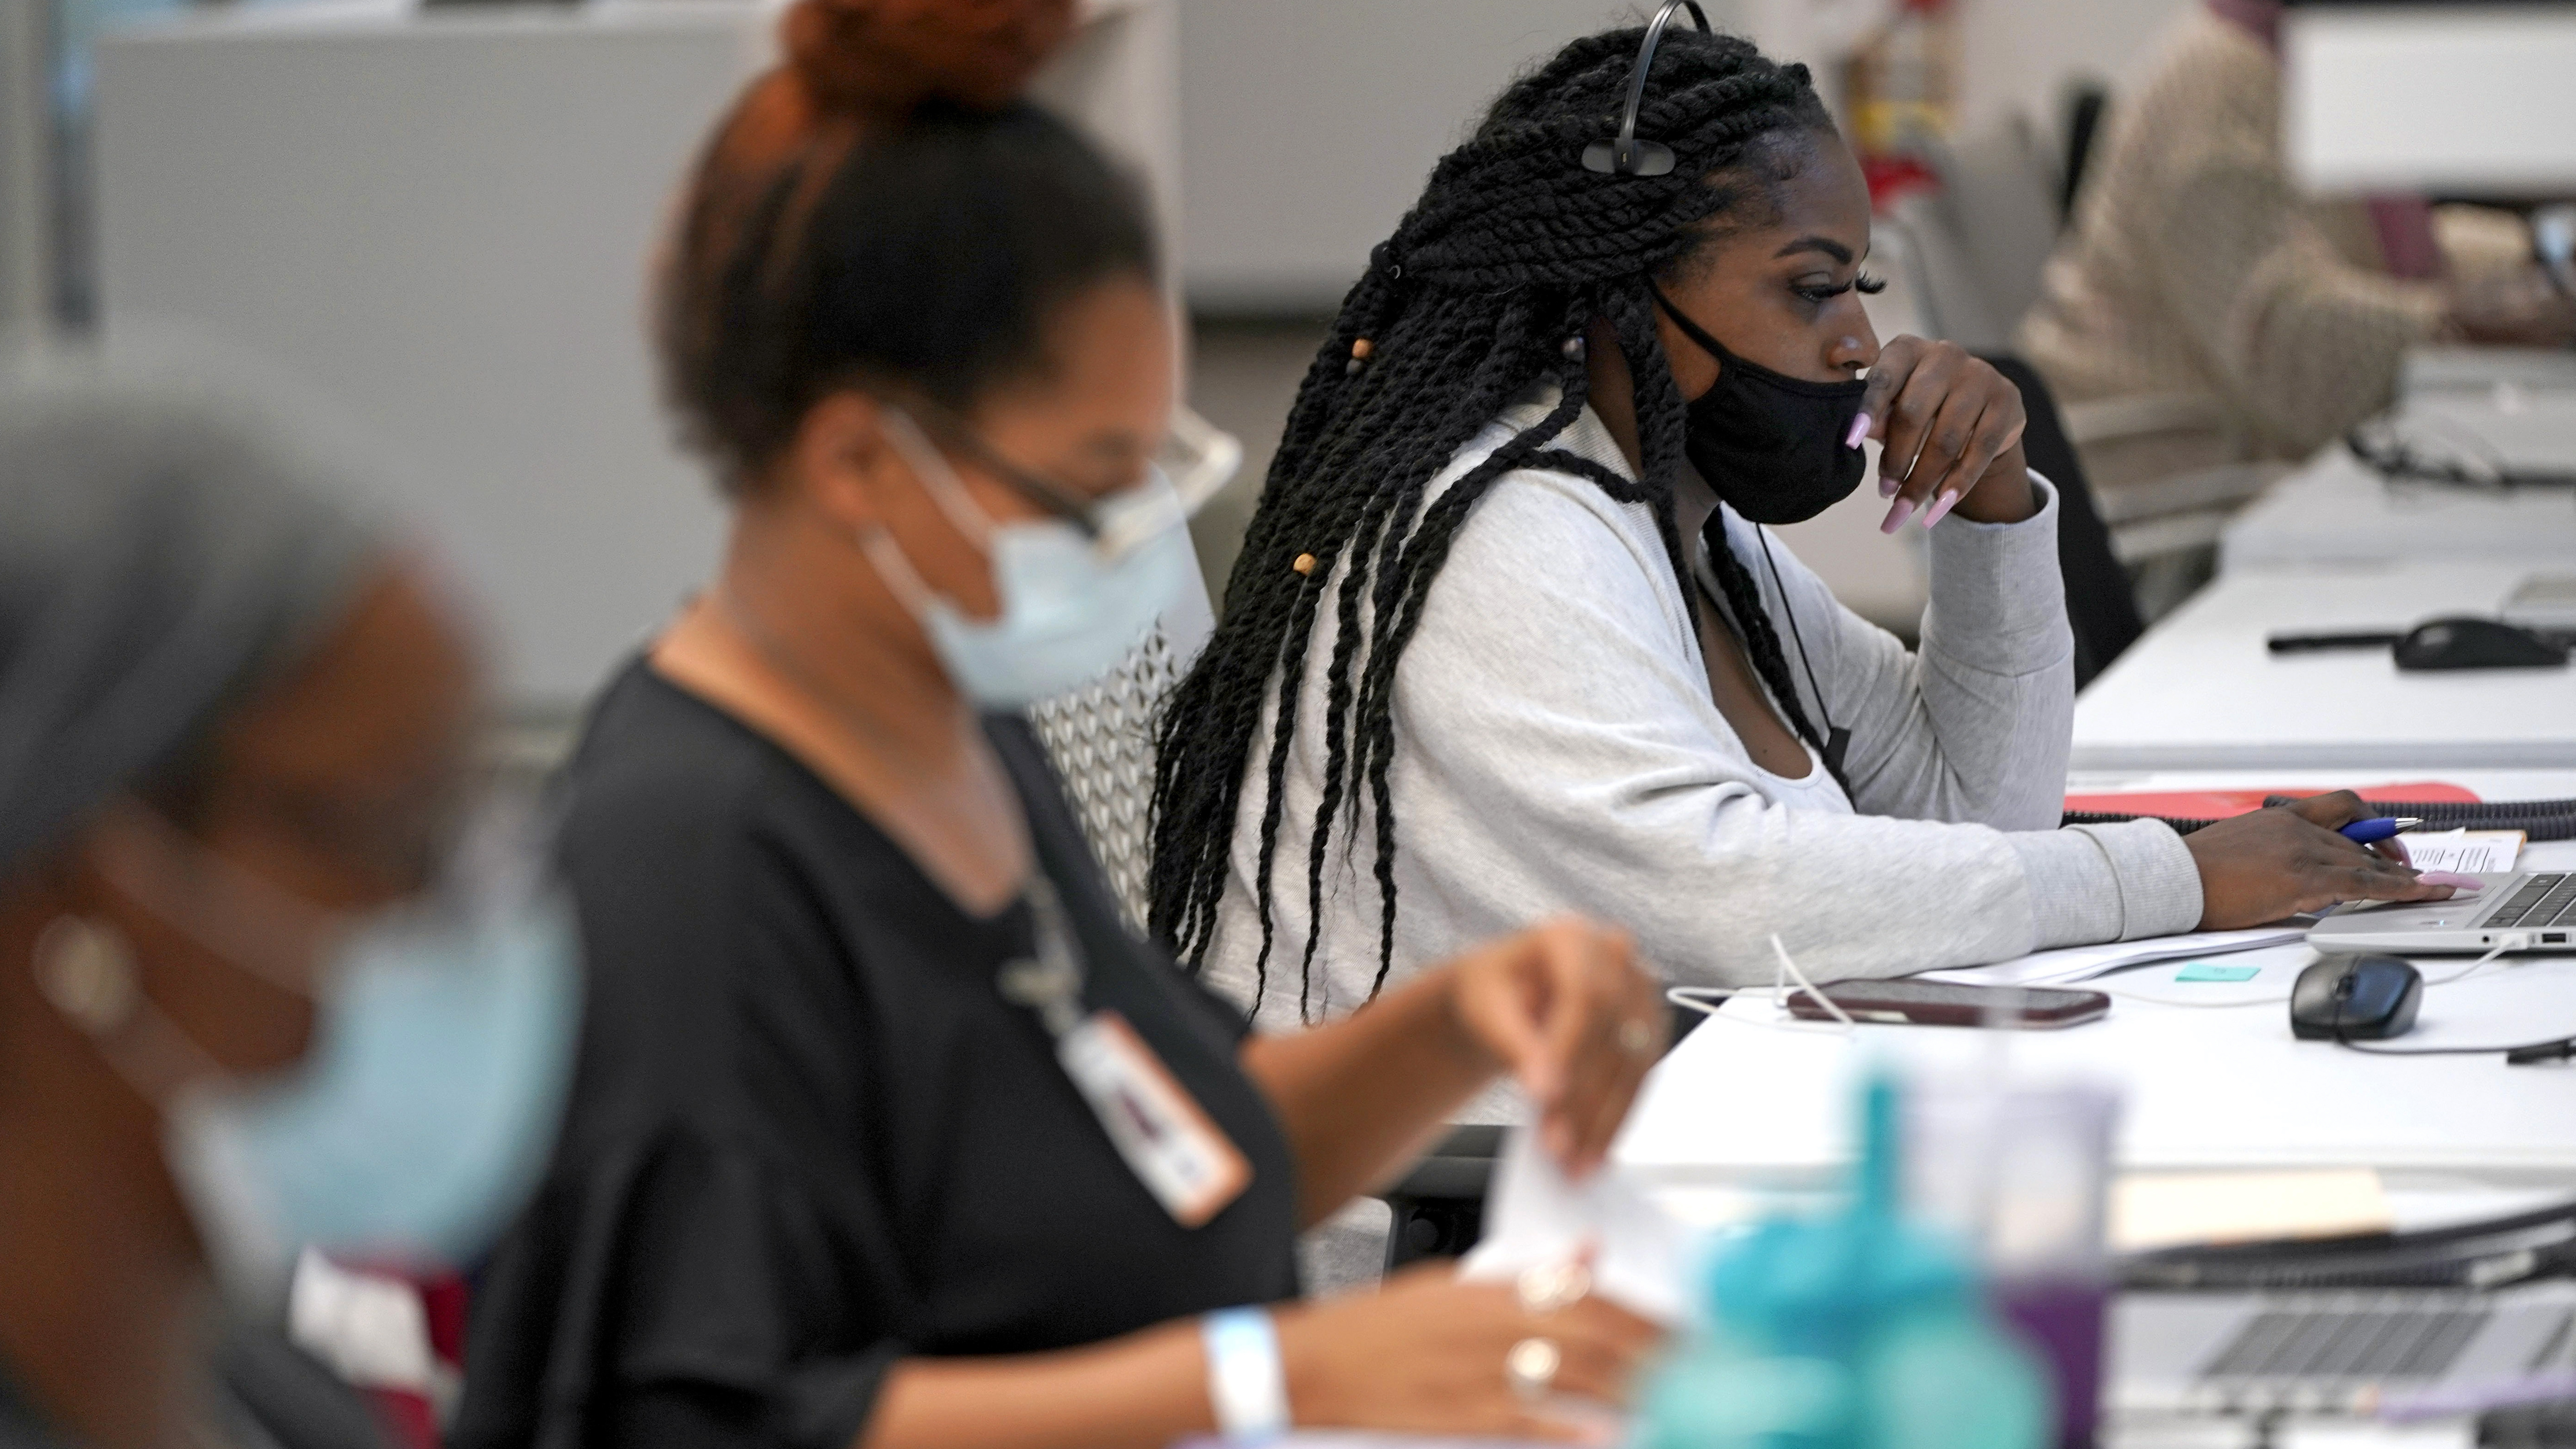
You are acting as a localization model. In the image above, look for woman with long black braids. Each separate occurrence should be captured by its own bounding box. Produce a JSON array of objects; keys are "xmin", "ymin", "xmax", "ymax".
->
[{"xmin": 1150, "ymin": 16, "xmax": 2457, "ymax": 1025}]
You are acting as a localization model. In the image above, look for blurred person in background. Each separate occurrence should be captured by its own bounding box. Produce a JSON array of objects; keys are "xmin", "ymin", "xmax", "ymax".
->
[
  {"xmin": 0, "ymin": 349, "xmax": 577, "ymax": 1449},
  {"xmin": 2019, "ymin": 0, "xmax": 2576, "ymax": 493},
  {"xmin": 452, "ymin": 4, "xmax": 1669, "ymax": 1447}
]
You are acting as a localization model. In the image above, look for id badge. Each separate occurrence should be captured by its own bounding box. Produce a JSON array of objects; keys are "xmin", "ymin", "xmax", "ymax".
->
[{"xmin": 1056, "ymin": 1011, "xmax": 1251, "ymax": 1227}]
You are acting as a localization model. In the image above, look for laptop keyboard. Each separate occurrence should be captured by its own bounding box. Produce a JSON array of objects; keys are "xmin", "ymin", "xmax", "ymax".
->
[
  {"xmin": 2203, "ymin": 1302, "xmax": 2490, "ymax": 1383},
  {"xmin": 2484, "ymin": 873, "xmax": 2576, "ymax": 929},
  {"xmin": 2154, "ymin": 1291, "xmax": 2576, "ymax": 1418}
]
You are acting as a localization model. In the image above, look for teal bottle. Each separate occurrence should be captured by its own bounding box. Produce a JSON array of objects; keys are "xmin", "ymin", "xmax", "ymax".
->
[{"xmin": 1634, "ymin": 1073, "xmax": 2051, "ymax": 1449}]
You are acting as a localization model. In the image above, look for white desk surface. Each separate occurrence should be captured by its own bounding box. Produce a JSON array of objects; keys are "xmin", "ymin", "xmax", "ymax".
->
[
  {"xmin": 1613, "ymin": 840, "xmax": 2576, "ymax": 1192},
  {"xmin": 2070, "ymin": 561, "xmax": 2576, "ymax": 772},
  {"xmin": 2221, "ymin": 394, "xmax": 2576, "ymax": 573},
  {"xmin": 2222, "ymin": 451, "xmax": 2576, "ymax": 573}
]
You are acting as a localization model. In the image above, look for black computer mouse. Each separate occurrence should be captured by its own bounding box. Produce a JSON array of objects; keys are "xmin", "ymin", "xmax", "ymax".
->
[
  {"xmin": 2393, "ymin": 616, "xmax": 2570, "ymax": 671},
  {"xmin": 2290, "ymin": 954, "xmax": 2422, "ymax": 1040}
]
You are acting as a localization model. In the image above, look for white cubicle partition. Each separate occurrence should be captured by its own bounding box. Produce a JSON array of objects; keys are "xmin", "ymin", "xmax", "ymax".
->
[
  {"xmin": 2284, "ymin": 5, "xmax": 2576, "ymax": 194},
  {"xmin": 94, "ymin": 0, "xmax": 1177, "ymax": 715}
]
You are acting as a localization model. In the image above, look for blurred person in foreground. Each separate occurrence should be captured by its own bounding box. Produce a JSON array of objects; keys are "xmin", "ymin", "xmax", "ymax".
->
[
  {"xmin": 450, "ymin": 2, "xmax": 1669, "ymax": 1446},
  {"xmin": 2018, "ymin": 0, "xmax": 2576, "ymax": 493},
  {"xmin": 0, "ymin": 349, "xmax": 578, "ymax": 1449}
]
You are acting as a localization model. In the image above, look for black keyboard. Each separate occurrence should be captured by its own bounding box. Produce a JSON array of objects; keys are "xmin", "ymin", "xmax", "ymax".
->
[{"xmin": 2483, "ymin": 873, "xmax": 2576, "ymax": 929}]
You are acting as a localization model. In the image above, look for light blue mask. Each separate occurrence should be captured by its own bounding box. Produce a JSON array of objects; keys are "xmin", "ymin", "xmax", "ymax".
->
[
  {"xmin": 80, "ymin": 804, "xmax": 580, "ymax": 1305},
  {"xmin": 165, "ymin": 891, "xmax": 579, "ymax": 1299},
  {"xmin": 868, "ymin": 412, "xmax": 1194, "ymax": 708}
]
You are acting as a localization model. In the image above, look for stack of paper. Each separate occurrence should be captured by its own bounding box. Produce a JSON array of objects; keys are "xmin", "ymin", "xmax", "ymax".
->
[
  {"xmin": 1925, "ymin": 927, "xmax": 2307, "ymax": 989},
  {"xmin": 2398, "ymin": 829, "xmax": 2524, "ymax": 875},
  {"xmin": 1457, "ymin": 1128, "xmax": 1694, "ymax": 1327}
]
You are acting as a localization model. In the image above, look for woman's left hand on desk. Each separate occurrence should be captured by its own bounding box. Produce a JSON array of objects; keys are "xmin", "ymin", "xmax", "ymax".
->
[
  {"xmin": 1440, "ymin": 917, "xmax": 1667, "ymax": 1180},
  {"xmin": 2185, "ymin": 790, "xmax": 2461, "ymax": 928}
]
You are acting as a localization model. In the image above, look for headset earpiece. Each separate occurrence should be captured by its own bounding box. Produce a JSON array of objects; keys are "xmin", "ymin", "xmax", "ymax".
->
[{"xmin": 1581, "ymin": 0, "xmax": 1713, "ymax": 177}]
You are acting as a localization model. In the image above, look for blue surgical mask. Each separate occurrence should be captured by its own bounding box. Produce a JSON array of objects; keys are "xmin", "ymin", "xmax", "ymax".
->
[
  {"xmin": 868, "ymin": 409, "xmax": 1194, "ymax": 708},
  {"xmin": 68, "ymin": 801, "xmax": 580, "ymax": 1306}
]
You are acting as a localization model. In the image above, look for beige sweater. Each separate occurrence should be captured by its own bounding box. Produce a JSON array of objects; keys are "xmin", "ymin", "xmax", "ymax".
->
[{"xmin": 2018, "ymin": 9, "xmax": 2446, "ymax": 467}]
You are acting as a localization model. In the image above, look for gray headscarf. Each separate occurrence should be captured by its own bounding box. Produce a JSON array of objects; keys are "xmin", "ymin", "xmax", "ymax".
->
[{"xmin": 0, "ymin": 345, "xmax": 391, "ymax": 872}]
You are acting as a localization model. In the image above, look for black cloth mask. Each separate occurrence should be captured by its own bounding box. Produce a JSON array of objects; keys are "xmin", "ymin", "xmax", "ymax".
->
[{"xmin": 1649, "ymin": 281, "xmax": 1869, "ymax": 526}]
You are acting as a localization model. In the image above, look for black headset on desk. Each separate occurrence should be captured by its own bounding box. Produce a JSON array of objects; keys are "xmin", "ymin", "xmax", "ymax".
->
[{"xmin": 2346, "ymin": 417, "xmax": 2576, "ymax": 493}]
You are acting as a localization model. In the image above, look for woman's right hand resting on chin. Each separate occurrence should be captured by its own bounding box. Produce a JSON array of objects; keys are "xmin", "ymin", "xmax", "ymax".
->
[
  {"xmin": 2185, "ymin": 789, "xmax": 2464, "ymax": 929},
  {"xmin": 1277, "ymin": 1263, "xmax": 1663, "ymax": 1442}
]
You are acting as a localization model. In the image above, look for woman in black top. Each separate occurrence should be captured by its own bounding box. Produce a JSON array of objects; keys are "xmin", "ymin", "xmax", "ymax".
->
[{"xmin": 454, "ymin": 9, "xmax": 1668, "ymax": 1449}]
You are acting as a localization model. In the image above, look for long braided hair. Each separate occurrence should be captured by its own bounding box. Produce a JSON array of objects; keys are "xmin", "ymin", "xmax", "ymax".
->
[{"xmin": 1148, "ymin": 26, "xmax": 1838, "ymax": 1019}]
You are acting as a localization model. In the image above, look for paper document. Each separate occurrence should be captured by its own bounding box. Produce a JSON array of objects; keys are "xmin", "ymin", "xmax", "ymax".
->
[
  {"xmin": 1457, "ymin": 1127, "xmax": 1696, "ymax": 1327},
  {"xmin": 1924, "ymin": 927, "xmax": 2307, "ymax": 989},
  {"xmin": 2113, "ymin": 1170, "xmax": 2392, "ymax": 1253},
  {"xmin": 2399, "ymin": 828, "xmax": 2524, "ymax": 875}
]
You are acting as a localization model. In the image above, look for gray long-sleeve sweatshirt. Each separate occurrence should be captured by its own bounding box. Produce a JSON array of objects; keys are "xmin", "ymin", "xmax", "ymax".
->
[{"xmin": 1198, "ymin": 387, "xmax": 2203, "ymax": 1028}]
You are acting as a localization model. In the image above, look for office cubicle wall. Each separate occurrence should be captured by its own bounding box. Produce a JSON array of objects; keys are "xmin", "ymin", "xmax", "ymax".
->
[{"xmin": 94, "ymin": 1, "xmax": 1177, "ymax": 717}]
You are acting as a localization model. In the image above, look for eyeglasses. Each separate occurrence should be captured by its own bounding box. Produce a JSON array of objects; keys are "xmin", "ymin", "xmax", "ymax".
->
[{"xmin": 909, "ymin": 401, "xmax": 1245, "ymax": 562}]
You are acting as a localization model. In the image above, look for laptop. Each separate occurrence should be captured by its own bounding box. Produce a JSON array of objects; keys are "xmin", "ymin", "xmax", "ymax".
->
[
  {"xmin": 2112, "ymin": 1282, "xmax": 2576, "ymax": 1419},
  {"xmin": 2308, "ymin": 871, "xmax": 2576, "ymax": 954}
]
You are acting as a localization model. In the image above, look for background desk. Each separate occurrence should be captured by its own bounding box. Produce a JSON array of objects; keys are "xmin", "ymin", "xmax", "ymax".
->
[
  {"xmin": 2070, "ymin": 561, "xmax": 2576, "ymax": 772},
  {"xmin": 2221, "ymin": 450, "xmax": 2576, "ymax": 573},
  {"xmin": 2222, "ymin": 391, "xmax": 2576, "ymax": 573}
]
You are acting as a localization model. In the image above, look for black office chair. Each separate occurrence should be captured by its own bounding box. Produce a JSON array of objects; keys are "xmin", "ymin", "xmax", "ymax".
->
[
  {"xmin": 1978, "ymin": 353, "xmax": 2145, "ymax": 689},
  {"xmin": 1381, "ymin": 1125, "xmax": 1504, "ymax": 1270},
  {"xmin": 2059, "ymin": 82, "xmax": 2110, "ymax": 228}
]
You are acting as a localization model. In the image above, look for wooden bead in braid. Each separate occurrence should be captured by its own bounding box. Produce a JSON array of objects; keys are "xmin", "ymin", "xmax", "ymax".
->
[
  {"xmin": 1346, "ymin": 364, "xmax": 1595, "ymax": 1000},
  {"xmin": 1287, "ymin": 303, "xmax": 1538, "ymax": 1020}
]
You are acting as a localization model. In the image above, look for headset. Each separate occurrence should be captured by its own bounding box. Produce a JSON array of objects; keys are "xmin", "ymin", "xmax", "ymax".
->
[{"xmin": 1580, "ymin": 1, "xmax": 1714, "ymax": 178}]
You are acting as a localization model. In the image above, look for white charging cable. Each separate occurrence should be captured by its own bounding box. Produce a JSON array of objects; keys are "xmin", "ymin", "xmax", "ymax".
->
[
  {"xmin": 1665, "ymin": 934, "xmax": 1856, "ymax": 1035},
  {"xmin": 2092, "ymin": 941, "xmax": 2516, "ymax": 1010}
]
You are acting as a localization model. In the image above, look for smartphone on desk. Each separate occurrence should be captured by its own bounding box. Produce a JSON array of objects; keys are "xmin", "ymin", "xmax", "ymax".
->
[{"xmin": 1784, "ymin": 979, "xmax": 2110, "ymax": 1029}]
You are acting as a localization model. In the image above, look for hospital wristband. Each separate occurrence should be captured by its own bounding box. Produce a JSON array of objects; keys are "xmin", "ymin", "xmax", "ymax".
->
[{"xmin": 1200, "ymin": 1306, "xmax": 1289, "ymax": 1440}]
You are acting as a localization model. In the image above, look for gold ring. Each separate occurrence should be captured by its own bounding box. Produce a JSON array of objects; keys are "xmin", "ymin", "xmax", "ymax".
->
[{"xmin": 1506, "ymin": 1336, "xmax": 1562, "ymax": 1402}]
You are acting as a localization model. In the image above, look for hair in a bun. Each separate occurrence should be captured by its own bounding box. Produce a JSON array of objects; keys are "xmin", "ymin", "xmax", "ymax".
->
[
  {"xmin": 653, "ymin": 0, "xmax": 1152, "ymax": 492},
  {"xmin": 783, "ymin": 0, "xmax": 1075, "ymax": 117}
]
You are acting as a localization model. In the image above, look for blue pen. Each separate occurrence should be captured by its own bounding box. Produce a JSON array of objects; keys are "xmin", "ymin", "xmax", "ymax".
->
[{"xmin": 2340, "ymin": 817, "xmax": 2424, "ymax": 844}]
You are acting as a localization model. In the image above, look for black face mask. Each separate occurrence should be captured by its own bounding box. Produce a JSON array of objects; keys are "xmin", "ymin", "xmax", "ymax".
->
[{"xmin": 1649, "ymin": 281, "xmax": 1869, "ymax": 526}]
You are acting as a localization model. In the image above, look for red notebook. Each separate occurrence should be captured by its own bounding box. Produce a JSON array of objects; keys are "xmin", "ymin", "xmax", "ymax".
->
[{"xmin": 2062, "ymin": 781, "xmax": 2481, "ymax": 820}]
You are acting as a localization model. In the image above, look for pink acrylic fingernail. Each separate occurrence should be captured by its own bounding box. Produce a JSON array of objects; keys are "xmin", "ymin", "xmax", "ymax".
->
[
  {"xmin": 1879, "ymin": 473, "xmax": 1900, "ymax": 498},
  {"xmin": 1879, "ymin": 496, "xmax": 1915, "ymax": 534},
  {"xmin": 1922, "ymin": 490, "xmax": 1961, "ymax": 528},
  {"xmin": 1844, "ymin": 411, "xmax": 1871, "ymax": 450},
  {"xmin": 2419, "ymin": 871, "xmax": 2484, "ymax": 891}
]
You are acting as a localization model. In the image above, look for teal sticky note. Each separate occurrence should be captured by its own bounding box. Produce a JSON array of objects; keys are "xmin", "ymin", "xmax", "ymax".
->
[{"xmin": 2174, "ymin": 961, "xmax": 2260, "ymax": 983}]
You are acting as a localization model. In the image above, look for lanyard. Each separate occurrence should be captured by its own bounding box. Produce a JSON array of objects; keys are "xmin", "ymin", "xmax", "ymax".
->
[
  {"xmin": 994, "ymin": 875, "xmax": 1249, "ymax": 1227},
  {"xmin": 996, "ymin": 876, "xmax": 1088, "ymax": 1038}
]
